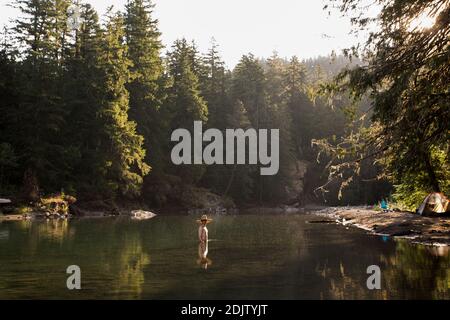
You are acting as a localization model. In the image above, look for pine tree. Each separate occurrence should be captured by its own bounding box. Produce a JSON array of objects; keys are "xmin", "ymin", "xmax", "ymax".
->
[
  {"xmin": 62, "ymin": 2, "xmax": 104, "ymax": 196},
  {"xmin": 125, "ymin": 0, "xmax": 167, "ymax": 174},
  {"xmin": 198, "ymin": 40, "xmax": 233, "ymax": 194},
  {"xmin": 229, "ymin": 54, "xmax": 268, "ymax": 203},
  {"xmin": 166, "ymin": 39, "xmax": 208, "ymax": 129},
  {"xmin": 166, "ymin": 38, "xmax": 208, "ymax": 184},
  {"xmin": 264, "ymin": 53, "xmax": 297, "ymax": 203},
  {"xmin": 11, "ymin": 0, "xmax": 72, "ymax": 197},
  {"xmin": 231, "ymin": 54, "xmax": 271, "ymax": 130},
  {"xmin": 0, "ymin": 50, "xmax": 20, "ymax": 194},
  {"xmin": 200, "ymin": 39, "xmax": 230, "ymax": 129},
  {"xmin": 97, "ymin": 9, "xmax": 150, "ymax": 197},
  {"xmin": 285, "ymin": 56, "xmax": 310, "ymax": 159}
]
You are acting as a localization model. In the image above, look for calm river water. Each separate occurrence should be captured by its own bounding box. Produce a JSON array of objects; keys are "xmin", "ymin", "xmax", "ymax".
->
[{"xmin": 0, "ymin": 213, "xmax": 449, "ymax": 299}]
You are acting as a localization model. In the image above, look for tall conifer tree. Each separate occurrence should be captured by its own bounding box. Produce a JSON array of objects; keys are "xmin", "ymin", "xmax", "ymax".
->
[{"xmin": 125, "ymin": 0, "xmax": 166, "ymax": 173}]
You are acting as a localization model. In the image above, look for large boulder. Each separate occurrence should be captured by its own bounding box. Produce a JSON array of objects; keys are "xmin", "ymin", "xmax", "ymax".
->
[
  {"xmin": 143, "ymin": 174, "xmax": 235, "ymax": 213},
  {"xmin": 181, "ymin": 187, "xmax": 236, "ymax": 214},
  {"xmin": 0, "ymin": 198, "xmax": 12, "ymax": 204},
  {"xmin": 0, "ymin": 198, "xmax": 14, "ymax": 215},
  {"xmin": 284, "ymin": 160, "xmax": 309, "ymax": 204}
]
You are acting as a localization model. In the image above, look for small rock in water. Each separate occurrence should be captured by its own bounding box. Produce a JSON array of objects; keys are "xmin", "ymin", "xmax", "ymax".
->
[
  {"xmin": 130, "ymin": 210, "xmax": 156, "ymax": 220},
  {"xmin": 0, "ymin": 198, "xmax": 12, "ymax": 204}
]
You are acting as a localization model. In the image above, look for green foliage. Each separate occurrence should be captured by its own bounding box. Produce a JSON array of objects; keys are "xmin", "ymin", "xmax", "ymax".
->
[
  {"xmin": 0, "ymin": 143, "xmax": 17, "ymax": 168},
  {"xmin": 316, "ymin": 0, "xmax": 450, "ymax": 205},
  {"xmin": 393, "ymin": 146, "xmax": 450, "ymax": 211},
  {"xmin": 164, "ymin": 39, "xmax": 208, "ymax": 185},
  {"xmin": 95, "ymin": 9, "xmax": 150, "ymax": 197},
  {"xmin": 1, "ymin": 1, "xmax": 149, "ymax": 201},
  {"xmin": 0, "ymin": 143, "xmax": 18, "ymax": 194},
  {"xmin": 125, "ymin": 0, "xmax": 167, "ymax": 174},
  {"xmin": 166, "ymin": 39, "xmax": 208, "ymax": 128},
  {"xmin": 0, "ymin": 0, "xmax": 396, "ymax": 207}
]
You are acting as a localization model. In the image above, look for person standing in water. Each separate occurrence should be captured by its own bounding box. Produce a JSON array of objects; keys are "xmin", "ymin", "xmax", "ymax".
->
[
  {"xmin": 197, "ymin": 214, "xmax": 213, "ymax": 269},
  {"xmin": 197, "ymin": 214, "xmax": 212, "ymax": 243}
]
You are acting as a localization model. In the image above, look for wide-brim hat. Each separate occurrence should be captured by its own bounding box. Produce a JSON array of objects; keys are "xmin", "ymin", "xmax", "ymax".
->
[{"xmin": 196, "ymin": 214, "xmax": 213, "ymax": 224}]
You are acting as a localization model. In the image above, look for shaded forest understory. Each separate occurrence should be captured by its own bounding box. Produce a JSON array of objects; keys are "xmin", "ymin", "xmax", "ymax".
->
[{"xmin": 0, "ymin": 0, "xmax": 448, "ymax": 212}]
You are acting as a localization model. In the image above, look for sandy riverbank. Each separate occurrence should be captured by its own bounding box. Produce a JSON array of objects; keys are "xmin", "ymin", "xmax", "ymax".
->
[{"xmin": 310, "ymin": 207, "xmax": 450, "ymax": 246}]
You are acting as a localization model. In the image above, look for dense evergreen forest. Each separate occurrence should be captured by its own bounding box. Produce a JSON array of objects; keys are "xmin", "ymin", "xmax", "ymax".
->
[{"xmin": 0, "ymin": 0, "xmax": 447, "ymax": 211}]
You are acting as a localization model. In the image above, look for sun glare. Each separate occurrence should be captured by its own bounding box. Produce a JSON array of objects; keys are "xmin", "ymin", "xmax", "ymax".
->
[{"xmin": 408, "ymin": 11, "xmax": 436, "ymax": 31}]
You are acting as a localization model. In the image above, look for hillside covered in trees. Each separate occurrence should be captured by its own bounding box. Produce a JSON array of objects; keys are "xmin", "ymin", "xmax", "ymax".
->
[{"xmin": 1, "ymin": 0, "xmax": 446, "ymax": 211}]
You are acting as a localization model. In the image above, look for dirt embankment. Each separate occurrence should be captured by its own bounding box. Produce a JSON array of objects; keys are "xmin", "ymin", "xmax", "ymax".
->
[{"xmin": 312, "ymin": 207, "xmax": 450, "ymax": 246}]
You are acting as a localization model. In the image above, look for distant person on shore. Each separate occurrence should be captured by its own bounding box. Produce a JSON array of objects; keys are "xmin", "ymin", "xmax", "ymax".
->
[
  {"xmin": 380, "ymin": 199, "xmax": 389, "ymax": 212},
  {"xmin": 197, "ymin": 214, "xmax": 213, "ymax": 269}
]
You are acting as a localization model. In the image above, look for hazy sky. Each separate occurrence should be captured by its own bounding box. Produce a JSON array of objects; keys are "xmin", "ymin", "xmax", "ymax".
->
[{"xmin": 0, "ymin": 0, "xmax": 362, "ymax": 68}]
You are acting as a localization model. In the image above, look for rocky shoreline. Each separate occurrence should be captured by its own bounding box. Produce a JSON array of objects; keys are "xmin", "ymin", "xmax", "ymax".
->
[{"xmin": 310, "ymin": 206, "xmax": 450, "ymax": 247}]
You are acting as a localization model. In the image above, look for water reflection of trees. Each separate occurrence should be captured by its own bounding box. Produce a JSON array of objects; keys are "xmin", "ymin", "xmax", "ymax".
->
[
  {"xmin": 382, "ymin": 241, "xmax": 450, "ymax": 299},
  {"xmin": 315, "ymin": 260, "xmax": 388, "ymax": 299},
  {"xmin": 5, "ymin": 219, "xmax": 74, "ymax": 255},
  {"xmin": 315, "ymin": 240, "xmax": 449, "ymax": 299},
  {"xmin": 11, "ymin": 219, "xmax": 74, "ymax": 243},
  {"xmin": 38, "ymin": 219, "xmax": 73, "ymax": 242},
  {"xmin": 0, "ymin": 219, "xmax": 152, "ymax": 299},
  {"xmin": 112, "ymin": 236, "xmax": 151, "ymax": 299},
  {"xmin": 82, "ymin": 222, "xmax": 151, "ymax": 299},
  {"xmin": 315, "ymin": 236, "xmax": 450, "ymax": 299}
]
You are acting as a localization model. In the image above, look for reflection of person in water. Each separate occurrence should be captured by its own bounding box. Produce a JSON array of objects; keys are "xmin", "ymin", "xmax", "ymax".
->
[
  {"xmin": 197, "ymin": 242, "xmax": 212, "ymax": 269},
  {"xmin": 196, "ymin": 215, "xmax": 213, "ymax": 269}
]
